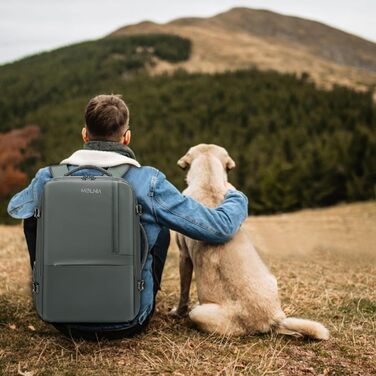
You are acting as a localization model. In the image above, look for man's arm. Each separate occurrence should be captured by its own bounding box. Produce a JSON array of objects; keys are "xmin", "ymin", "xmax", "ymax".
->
[
  {"xmin": 7, "ymin": 167, "xmax": 51, "ymax": 219},
  {"xmin": 150, "ymin": 171, "xmax": 248, "ymax": 243}
]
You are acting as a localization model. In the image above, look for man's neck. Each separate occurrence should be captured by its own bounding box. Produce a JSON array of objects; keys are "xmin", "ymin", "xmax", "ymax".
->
[{"xmin": 83, "ymin": 140, "xmax": 136, "ymax": 160}]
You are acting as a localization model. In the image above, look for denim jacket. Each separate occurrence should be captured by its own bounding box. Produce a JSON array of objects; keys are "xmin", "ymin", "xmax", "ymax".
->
[{"xmin": 8, "ymin": 162, "xmax": 248, "ymax": 328}]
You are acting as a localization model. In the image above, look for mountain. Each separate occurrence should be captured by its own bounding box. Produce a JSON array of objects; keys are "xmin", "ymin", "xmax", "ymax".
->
[{"xmin": 111, "ymin": 7, "xmax": 376, "ymax": 92}]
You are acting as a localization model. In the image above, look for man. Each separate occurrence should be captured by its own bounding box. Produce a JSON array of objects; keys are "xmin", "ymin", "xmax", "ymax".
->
[{"xmin": 8, "ymin": 94, "xmax": 248, "ymax": 339}]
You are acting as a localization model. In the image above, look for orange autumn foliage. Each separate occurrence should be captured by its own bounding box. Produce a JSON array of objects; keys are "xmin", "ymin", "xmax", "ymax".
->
[{"xmin": 0, "ymin": 125, "xmax": 40, "ymax": 197}]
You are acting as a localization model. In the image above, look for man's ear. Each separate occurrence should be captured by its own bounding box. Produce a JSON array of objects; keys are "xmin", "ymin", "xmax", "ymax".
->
[
  {"xmin": 226, "ymin": 156, "xmax": 236, "ymax": 171},
  {"xmin": 122, "ymin": 130, "xmax": 131, "ymax": 145},
  {"xmin": 82, "ymin": 127, "xmax": 90, "ymax": 143},
  {"xmin": 177, "ymin": 152, "xmax": 192, "ymax": 170}
]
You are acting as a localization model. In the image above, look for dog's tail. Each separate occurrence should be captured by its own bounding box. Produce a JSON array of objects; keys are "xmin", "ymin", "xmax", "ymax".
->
[{"xmin": 275, "ymin": 317, "xmax": 329, "ymax": 340}]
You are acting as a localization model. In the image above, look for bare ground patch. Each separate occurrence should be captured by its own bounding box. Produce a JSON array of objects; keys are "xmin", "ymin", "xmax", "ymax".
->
[{"xmin": 0, "ymin": 202, "xmax": 375, "ymax": 375}]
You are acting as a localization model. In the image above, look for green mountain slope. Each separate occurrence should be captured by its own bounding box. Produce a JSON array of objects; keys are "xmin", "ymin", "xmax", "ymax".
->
[
  {"xmin": 0, "ymin": 34, "xmax": 191, "ymax": 131},
  {"xmin": 0, "ymin": 33, "xmax": 375, "ymax": 223}
]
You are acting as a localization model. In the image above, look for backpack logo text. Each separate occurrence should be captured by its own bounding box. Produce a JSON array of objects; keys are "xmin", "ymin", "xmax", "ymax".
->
[{"xmin": 81, "ymin": 188, "xmax": 102, "ymax": 194}]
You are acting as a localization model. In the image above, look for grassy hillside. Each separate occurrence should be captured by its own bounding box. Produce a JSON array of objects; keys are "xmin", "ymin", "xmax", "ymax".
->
[
  {"xmin": 1, "ymin": 202, "xmax": 375, "ymax": 374},
  {"xmin": 0, "ymin": 33, "xmax": 375, "ymax": 223},
  {"xmin": 113, "ymin": 7, "xmax": 376, "ymax": 91},
  {"xmin": 185, "ymin": 7, "xmax": 376, "ymax": 71}
]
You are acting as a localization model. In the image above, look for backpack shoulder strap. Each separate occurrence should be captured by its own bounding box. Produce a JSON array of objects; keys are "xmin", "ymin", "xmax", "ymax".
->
[
  {"xmin": 107, "ymin": 164, "xmax": 130, "ymax": 178},
  {"xmin": 49, "ymin": 164, "xmax": 69, "ymax": 178},
  {"xmin": 50, "ymin": 164, "xmax": 130, "ymax": 178}
]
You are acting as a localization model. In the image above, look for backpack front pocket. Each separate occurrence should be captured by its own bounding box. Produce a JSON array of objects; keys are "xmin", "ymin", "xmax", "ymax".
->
[{"xmin": 42, "ymin": 263, "xmax": 139, "ymax": 323}]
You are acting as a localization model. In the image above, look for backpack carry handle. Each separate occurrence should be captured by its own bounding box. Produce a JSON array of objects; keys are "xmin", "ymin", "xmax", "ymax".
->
[
  {"xmin": 50, "ymin": 164, "xmax": 130, "ymax": 179},
  {"xmin": 64, "ymin": 165, "xmax": 112, "ymax": 176}
]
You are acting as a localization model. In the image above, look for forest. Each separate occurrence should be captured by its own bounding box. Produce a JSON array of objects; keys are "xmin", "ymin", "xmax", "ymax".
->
[{"xmin": 0, "ymin": 33, "xmax": 375, "ymax": 222}]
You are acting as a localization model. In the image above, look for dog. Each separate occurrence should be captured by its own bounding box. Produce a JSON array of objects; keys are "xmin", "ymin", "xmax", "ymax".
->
[{"xmin": 170, "ymin": 144, "xmax": 329, "ymax": 340}]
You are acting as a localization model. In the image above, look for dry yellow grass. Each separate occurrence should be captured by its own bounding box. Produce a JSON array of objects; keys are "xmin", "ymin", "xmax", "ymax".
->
[{"xmin": 0, "ymin": 202, "xmax": 375, "ymax": 375}]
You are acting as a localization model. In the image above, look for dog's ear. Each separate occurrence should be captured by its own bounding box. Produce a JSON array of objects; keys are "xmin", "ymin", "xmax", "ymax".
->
[
  {"xmin": 177, "ymin": 152, "xmax": 192, "ymax": 170},
  {"xmin": 226, "ymin": 156, "xmax": 236, "ymax": 171}
]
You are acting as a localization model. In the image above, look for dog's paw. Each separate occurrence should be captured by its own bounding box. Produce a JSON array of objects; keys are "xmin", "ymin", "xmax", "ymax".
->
[{"xmin": 168, "ymin": 307, "xmax": 188, "ymax": 318}]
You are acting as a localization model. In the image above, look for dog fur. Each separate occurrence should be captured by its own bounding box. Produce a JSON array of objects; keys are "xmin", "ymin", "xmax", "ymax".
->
[{"xmin": 170, "ymin": 144, "xmax": 329, "ymax": 340}]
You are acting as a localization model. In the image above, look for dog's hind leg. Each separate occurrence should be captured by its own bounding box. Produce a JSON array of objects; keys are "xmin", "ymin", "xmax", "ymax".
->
[{"xmin": 189, "ymin": 304, "xmax": 245, "ymax": 336}]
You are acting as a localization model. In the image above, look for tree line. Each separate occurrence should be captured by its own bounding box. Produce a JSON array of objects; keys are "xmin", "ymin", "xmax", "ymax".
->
[{"xmin": 0, "ymin": 34, "xmax": 374, "ymax": 222}]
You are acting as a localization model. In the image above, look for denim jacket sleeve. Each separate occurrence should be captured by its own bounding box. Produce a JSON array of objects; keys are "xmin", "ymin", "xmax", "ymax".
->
[
  {"xmin": 150, "ymin": 170, "xmax": 248, "ymax": 243},
  {"xmin": 7, "ymin": 167, "xmax": 51, "ymax": 219}
]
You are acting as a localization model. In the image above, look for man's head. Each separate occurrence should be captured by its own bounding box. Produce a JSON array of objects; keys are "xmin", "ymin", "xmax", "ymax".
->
[{"xmin": 82, "ymin": 94, "xmax": 131, "ymax": 144}]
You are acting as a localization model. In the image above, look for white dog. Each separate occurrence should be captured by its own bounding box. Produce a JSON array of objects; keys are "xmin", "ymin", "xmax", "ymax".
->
[{"xmin": 170, "ymin": 144, "xmax": 329, "ymax": 340}]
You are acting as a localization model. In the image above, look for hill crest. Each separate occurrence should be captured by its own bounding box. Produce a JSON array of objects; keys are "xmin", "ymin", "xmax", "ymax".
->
[{"xmin": 111, "ymin": 7, "xmax": 376, "ymax": 91}]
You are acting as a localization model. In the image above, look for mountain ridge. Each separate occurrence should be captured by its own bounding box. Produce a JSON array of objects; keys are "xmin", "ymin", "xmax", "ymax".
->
[{"xmin": 111, "ymin": 7, "xmax": 376, "ymax": 91}]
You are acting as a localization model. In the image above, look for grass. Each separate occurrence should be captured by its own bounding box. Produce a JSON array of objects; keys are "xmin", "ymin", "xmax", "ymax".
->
[{"xmin": 0, "ymin": 202, "xmax": 375, "ymax": 375}]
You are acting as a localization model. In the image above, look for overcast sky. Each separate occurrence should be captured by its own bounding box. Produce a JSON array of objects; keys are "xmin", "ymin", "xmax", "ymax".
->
[{"xmin": 1, "ymin": 0, "xmax": 375, "ymax": 65}]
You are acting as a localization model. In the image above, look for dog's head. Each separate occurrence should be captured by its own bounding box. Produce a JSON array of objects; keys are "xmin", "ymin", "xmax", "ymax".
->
[{"xmin": 177, "ymin": 144, "xmax": 236, "ymax": 172}]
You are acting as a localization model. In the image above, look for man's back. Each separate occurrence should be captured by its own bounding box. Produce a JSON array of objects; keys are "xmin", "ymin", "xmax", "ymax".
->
[{"xmin": 8, "ymin": 161, "xmax": 248, "ymax": 245}]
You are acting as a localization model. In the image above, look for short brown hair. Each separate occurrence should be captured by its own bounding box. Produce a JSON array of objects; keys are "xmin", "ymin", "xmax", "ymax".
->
[{"xmin": 84, "ymin": 94, "xmax": 129, "ymax": 141}]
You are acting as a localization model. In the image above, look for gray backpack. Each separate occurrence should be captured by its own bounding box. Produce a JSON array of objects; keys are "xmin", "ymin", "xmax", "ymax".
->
[{"xmin": 32, "ymin": 164, "xmax": 148, "ymax": 323}]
